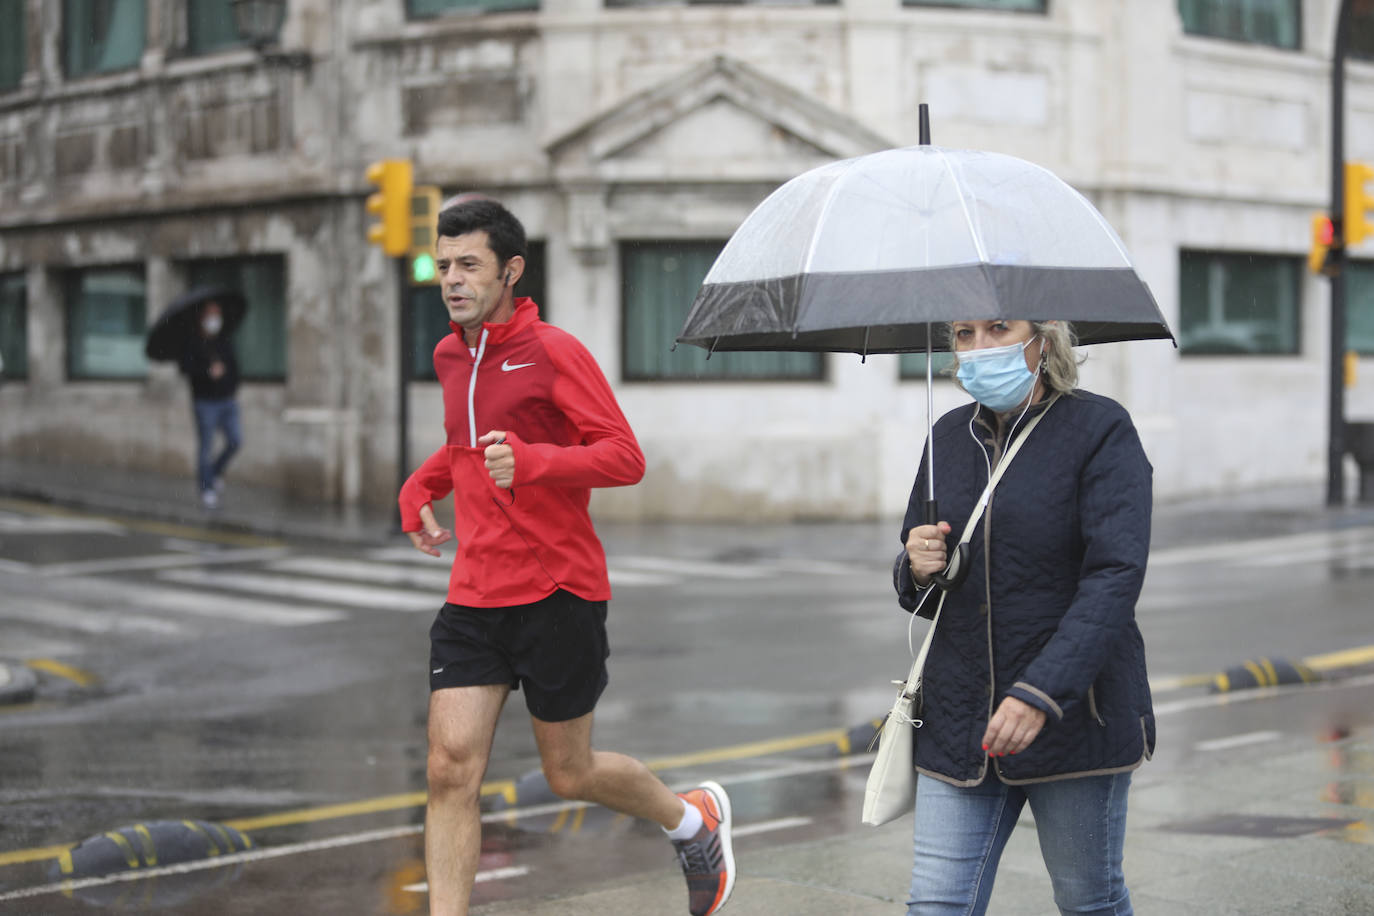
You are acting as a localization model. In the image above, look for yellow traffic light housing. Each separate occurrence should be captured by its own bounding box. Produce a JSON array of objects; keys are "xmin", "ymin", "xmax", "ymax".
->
[
  {"xmin": 1346, "ymin": 161, "xmax": 1374, "ymax": 248},
  {"xmin": 409, "ymin": 185, "xmax": 442, "ymax": 285},
  {"xmin": 365, "ymin": 159, "xmax": 413, "ymax": 257},
  {"xmin": 1310, "ymin": 213, "xmax": 1335, "ymax": 275}
]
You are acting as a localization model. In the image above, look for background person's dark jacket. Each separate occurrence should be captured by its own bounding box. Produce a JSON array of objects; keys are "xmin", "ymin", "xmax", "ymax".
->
[
  {"xmin": 179, "ymin": 336, "xmax": 240, "ymax": 401},
  {"xmin": 893, "ymin": 390, "xmax": 1155, "ymax": 786}
]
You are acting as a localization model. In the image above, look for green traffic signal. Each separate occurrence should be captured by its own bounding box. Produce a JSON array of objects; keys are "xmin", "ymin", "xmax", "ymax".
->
[{"xmin": 412, "ymin": 252, "xmax": 437, "ymax": 284}]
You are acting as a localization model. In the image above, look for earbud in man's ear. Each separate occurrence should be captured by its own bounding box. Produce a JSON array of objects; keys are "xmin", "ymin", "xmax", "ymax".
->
[{"xmin": 504, "ymin": 271, "xmax": 513, "ymax": 286}]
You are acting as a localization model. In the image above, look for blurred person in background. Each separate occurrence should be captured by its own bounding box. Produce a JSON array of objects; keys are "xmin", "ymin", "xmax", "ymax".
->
[{"xmin": 178, "ymin": 300, "xmax": 241, "ymax": 509}]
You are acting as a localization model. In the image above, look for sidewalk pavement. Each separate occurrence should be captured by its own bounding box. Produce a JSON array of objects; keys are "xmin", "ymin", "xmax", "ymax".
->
[
  {"xmin": 471, "ymin": 729, "xmax": 1374, "ymax": 916},
  {"xmin": 5, "ymin": 458, "xmax": 1374, "ymax": 913},
  {"xmin": 7, "ymin": 455, "xmax": 1374, "ymax": 549}
]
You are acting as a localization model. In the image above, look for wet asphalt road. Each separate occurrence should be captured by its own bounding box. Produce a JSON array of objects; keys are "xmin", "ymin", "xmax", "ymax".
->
[{"xmin": 2, "ymin": 497, "xmax": 1374, "ymax": 914}]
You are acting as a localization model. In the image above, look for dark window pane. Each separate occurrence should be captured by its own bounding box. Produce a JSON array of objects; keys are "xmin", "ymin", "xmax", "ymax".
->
[
  {"xmin": 1178, "ymin": 0, "xmax": 1300, "ymax": 50},
  {"xmin": 67, "ymin": 266, "xmax": 147, "ymax": 379},
  {"xmin": 608, "ymin": 0, "xmax": 835, "ymax": 6},
  {"xmin": 408, "ymin": 0, "xmax": 537, "ymax": 16},
  {"xmin": 899, "ymin": 351, "xmax": 957, "ymax": 380},
  {"xmin": 410, "ymin": 241, "xmax": 545, "ymax": 380},
  {"xmin": 64, "ymin": 0, "xmax": 146, "ymax": 78},
  {"xmin": 1178, "ymin": 250, "xmax": 1300, "ymax": 355},
  {"xmin": 0, "ymin": 272, "xmax": 26, "ymax": 378},
  {"xmin": 621, "ymin": 241, "xmax": 822, "ymax": 381},
  {"xmin": 1353, "ymin": 0, "xmax": 1374, "ymax": 60},
  {"xmin": 0, "ymin": 0, "xmax": 24, "ymax": 91},
  {"xmin": 184, "ymin": 256, "xmax": 287, "ymax": 381},
  {"xmin": 187, "ymin": 0, "xmax": 243, "ymax": 54},
  {"xmin": 902, "ymin": 0, "xmax": 1044, "ymax": 9},
  {"xmin": 1350, "ymin": 261, "xmax": 1374, "ymax": 355}
]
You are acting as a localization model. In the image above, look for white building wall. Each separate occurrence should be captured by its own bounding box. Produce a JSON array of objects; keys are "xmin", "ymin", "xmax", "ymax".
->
[{"xmin": 3, "ymin": 0, "xmax": 1373, "ymax": 518}]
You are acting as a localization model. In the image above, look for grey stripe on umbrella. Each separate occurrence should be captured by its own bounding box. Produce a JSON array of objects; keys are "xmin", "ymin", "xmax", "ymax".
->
[{"xmin": 680, "ymin": 265, "xmax": 1170, "ymax": 355}]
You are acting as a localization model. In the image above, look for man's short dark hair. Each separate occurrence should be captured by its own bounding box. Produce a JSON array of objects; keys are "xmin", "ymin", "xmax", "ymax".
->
[{"xmin": 436, "ymin": 199, "xmax": 527, "ymax": 266}]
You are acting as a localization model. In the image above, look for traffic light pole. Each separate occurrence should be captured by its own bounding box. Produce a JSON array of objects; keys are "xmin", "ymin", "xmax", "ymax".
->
[
  {"xmin": 1327, "ymin": 0, "xmax": 1353, "ymax": 506},
  {"xmin": 395, "ymin": 256, "xmax": 412, "ymax": 532}
]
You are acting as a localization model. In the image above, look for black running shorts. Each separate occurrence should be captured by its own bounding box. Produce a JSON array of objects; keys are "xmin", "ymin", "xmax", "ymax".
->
[{"xmin": 428, "ymin": 589, "xmax": 610, "ymax": 723}]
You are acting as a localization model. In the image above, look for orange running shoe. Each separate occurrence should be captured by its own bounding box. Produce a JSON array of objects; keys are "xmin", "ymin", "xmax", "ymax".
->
[{"xmin": 671, "ymin": 781, "xmax": 735, "ymax": 916}]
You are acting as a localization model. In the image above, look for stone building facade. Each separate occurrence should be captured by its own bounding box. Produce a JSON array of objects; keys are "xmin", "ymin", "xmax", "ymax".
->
[{"xmin": 1, "ymin": 0, "xmax": 1373, "ymax": 519}]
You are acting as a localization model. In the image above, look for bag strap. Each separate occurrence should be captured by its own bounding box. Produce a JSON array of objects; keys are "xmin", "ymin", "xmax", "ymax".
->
[{"xmin": 900, "ymin": 394, "xmax": 1061, "ymax": 691}]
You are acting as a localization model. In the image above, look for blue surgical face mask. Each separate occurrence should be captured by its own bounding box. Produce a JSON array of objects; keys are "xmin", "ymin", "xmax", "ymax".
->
[{"xmin": 955, "ymin": 337, "xmax": 1041, "ymax": 413}]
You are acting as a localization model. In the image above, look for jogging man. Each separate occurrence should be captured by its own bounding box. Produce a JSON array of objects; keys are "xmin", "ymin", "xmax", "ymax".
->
[{"xmin": 399, "ymin": 198, "xmax": 735, "ymax": 916}]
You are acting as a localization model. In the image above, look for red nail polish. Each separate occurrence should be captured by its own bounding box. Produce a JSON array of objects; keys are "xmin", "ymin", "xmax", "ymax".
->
[{"xmin": 982, "ymin": 744, "xmax": 989, "ymax": 751}]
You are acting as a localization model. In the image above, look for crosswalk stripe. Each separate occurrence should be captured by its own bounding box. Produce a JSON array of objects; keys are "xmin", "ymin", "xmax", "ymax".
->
[
  {"xmin": 268, "ymin": 556, "xmax": 451, "ymax": 590},
  {"xmin": 611, "ymin": 555, "xmax": 775, "ymax": 580},
  {"xmin": 0, "ymin": 513, "xmax": 127, "ymax": 535},
  {"xmin": 56, "ymin": 576, "xmax": 345, "ymax": 626},
  {"xmin": 36, "ymin": 547, "xmax": 291, "ymax": 578},
  {"xmin": 3, "ymin": 598, "xmax": 184, "ymax": 636},
  {"xmin": 157, "ymin": 568, "xmax": 437, "ymax": 613}
]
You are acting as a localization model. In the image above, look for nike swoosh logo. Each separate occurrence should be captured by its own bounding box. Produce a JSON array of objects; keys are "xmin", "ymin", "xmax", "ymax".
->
[{"xmin": 501, "ymin": 360, "xmax": 536, "ymax": 372}]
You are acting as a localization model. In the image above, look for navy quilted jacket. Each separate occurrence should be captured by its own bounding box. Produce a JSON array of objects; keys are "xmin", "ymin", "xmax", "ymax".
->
[{"xmin": 894, "ymin": 390, "xmax": 1155, "ymax": 785}]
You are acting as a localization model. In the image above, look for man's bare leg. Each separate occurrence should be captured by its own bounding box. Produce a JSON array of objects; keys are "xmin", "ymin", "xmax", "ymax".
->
[
  {"xmin": 531, "ymin": 711, "xmax": 685, "ymax": 828},
  {"xmin": 426, "ymin": 684, "xmax": 509, "ymax": 916}
]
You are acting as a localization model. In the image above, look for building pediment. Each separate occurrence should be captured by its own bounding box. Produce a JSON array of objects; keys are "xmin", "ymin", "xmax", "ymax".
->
[{"xmin": 545, "ymin": 55, "xmax": 893, "ymax": 183}]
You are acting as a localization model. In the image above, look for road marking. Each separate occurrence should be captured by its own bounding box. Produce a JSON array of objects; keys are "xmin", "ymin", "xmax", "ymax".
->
[
  {"xmin": 2, "ymin": 599, "xmax": 184, "ymax": 637},
  {"xmin": 403, "ymin": 865, "xmax": 532, "ymax": 893},
  {"xmin": 267, "ymin": 555, "xmax": 451, "ymax": 590},
  {"xmin": 35, "ymin": 547, "xmax": 291, "ymax": 578},
  {"xmin": 0, "ymin": 824, "xmax": 425, "ymax": 904},
  {"xmin": 8, "ymin": 600, "xmax": 183, "ymax": 636},
  {"xmin": 6, "ymin": 673, "xmax": 1374, "ymax": 878},
  {"xmin": 56, "ymin": 576, "xmax": 345, "ymax": 626},
  {"xmin": 612, "ymin": 556, "xmax": 773, "ymax": 580},
  {"xmin": 1147, "ymin": 526, "xmax": 1374, "ymax": 568},
  {"xmin": 0, "ymin": 498, "xmax": 282, "ymax": 547},
  {"xmin": 0, "ymin": 511, "xmax": 127, "ymax": 536},
  {"xmin": 157, "ymin": 568, "xmax": 436, "ymax": 613},
  {"xmin": 25, "ymin": 659, "xmax": 98, "ymax": 687},
  {"xmin": 734, "ymin": 816, "xmax": 813, "ymax": 837},
  {"xmin": 1193, "ymin": 730, "xmax": 1283, "ymax": 753}
]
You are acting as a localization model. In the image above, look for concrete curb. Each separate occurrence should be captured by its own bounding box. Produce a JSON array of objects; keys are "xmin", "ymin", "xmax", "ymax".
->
[{"xmin": 0, "ymin": 661, "xmax": 38, "ymax": 706}]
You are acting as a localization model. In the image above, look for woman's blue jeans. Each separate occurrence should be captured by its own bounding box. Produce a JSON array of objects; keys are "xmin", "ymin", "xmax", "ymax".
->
[
  {"xmin": 193, "ymin": 397, "xmax": 242, "ymax": 493},
  {"xmin": 907, "ymin": 771, "xmax": 1133, "ymax": 916}
]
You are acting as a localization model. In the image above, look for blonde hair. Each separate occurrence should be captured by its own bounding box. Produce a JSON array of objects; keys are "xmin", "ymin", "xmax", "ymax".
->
[{"xmin": 944, "ymin": 320, "xmax": 1082, "ymax": 395}]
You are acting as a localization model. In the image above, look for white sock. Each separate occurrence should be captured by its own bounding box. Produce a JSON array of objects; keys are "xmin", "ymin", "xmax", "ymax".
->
[{"xmin": 664, "ymin": 797, "xmax": 703, "ymax": 840}]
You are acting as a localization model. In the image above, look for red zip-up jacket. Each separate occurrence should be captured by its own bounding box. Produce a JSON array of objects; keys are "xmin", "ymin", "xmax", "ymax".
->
[{"xmin": 398, "ymin": 299, "xmax": 645, "ymax": 608}]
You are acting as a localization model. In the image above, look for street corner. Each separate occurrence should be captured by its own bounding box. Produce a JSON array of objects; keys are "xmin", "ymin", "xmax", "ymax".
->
[{"xmin": 0, "ymin": 660, "xmax": 38, "ymax": 706}]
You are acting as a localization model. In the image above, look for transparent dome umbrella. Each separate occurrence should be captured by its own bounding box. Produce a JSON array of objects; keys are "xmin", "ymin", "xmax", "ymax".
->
[{"xmin": 675, "ymin": 110, "xmax": 1174, "ymax": 588}]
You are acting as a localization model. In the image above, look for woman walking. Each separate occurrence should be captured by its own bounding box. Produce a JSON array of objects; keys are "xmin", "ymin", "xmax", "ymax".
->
[{"xmin": 895, "ymin": 318, "xmax": 1155, "ymax": 916}]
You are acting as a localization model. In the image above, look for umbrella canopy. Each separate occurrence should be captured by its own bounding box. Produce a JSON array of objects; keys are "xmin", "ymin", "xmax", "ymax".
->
[
  {"xmin": 145, "ymin": 286, "xmax": 247, "ymax": 362},
  {"xmin": 675, "ymin": 144, "xmax": 1173, "ymax": 355}
]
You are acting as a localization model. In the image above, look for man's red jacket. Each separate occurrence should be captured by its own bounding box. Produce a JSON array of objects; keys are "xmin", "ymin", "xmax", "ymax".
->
[{"xmin": 398, "ymin": 298, "xmax": 644, "ymax": 607}]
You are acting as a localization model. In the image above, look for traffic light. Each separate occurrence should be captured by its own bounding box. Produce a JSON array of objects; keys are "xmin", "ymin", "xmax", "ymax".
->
[
  {"xmin": 1346, "ymin": 161, "xmax": 1374, "ymax": 248},
  {"xmin": 408, "ymin": 185, "xmax": 442, "ymax": 285},
  {"xmin": 1310, "ymin": 213, "xmax": 1335, "ymax": 275},
  {"xmin": 365, "ymin": 159, "xmax": 413, "ymax": 257}
]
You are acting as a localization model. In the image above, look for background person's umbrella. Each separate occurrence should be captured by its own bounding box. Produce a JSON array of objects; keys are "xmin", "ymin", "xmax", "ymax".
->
[
  {"xmin": 675, "ymin": 112, "xmax": 1174, "ymax": 588},
  {"xmin": 145, "ymin": 286, "xmax": 247, "ymax": 362}
]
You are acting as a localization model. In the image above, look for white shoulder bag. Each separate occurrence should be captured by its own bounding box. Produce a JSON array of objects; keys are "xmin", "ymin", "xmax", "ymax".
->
[{"xmin": 862, "ymin": 397, "xmax": 1057, "ymax": 827}]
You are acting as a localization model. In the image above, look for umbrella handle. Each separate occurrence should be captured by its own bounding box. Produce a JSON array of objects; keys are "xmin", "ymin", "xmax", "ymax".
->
[{"xmin": 923, "ymin": 499, "xmax": 971, "ymax": 592}]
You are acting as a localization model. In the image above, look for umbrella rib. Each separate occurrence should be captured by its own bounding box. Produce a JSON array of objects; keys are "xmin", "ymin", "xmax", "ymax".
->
[{"xmin": 934, "ymin": 148, "xmax": 989, "ymax": 264}]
